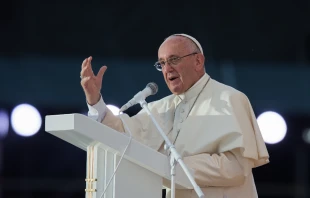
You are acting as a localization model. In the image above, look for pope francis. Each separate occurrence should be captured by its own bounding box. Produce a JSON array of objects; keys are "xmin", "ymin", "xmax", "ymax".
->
[{"xmin": 80, "ymin": 33, "xmax": 270, "ymax": 198}]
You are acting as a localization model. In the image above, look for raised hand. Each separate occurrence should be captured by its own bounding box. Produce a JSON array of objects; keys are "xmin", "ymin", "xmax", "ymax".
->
[{"xmin": 80, "ymin": 56, "xmax": 107, "ymax": 105}]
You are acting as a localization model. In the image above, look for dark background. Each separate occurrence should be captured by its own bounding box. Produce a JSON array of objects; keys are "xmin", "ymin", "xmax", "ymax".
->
[{"xmin": 0, "ymin": 0, "xmax": 310, "ymax": 197}]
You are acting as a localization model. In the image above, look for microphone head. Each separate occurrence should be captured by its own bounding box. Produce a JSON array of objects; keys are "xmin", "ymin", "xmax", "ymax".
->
[{"xmin": 146, "ymin": 82, "xmax": 158, "ymax": 95}]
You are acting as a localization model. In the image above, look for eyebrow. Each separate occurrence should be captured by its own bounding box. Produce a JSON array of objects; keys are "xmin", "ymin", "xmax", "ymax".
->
[{"xmin": 158, "ymin": 54, "xmax": 179, "ymax": 61}]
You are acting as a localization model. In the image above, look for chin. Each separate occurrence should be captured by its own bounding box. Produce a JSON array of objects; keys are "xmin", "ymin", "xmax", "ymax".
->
[{"xmin": 169, "ymin": 86, "xmax": 183, "ymax": 95}]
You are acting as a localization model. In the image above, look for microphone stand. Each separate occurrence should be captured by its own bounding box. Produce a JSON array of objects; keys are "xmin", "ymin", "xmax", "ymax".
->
[{"xmin": 138, "ymin": 99, "xmax": 205, "ymax": 198}]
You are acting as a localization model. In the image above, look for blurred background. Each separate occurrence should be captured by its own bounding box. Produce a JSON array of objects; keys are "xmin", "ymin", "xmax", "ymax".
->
[{"xmin": 0, "ymin": 0, "xmax": 310, "ymax": 197}]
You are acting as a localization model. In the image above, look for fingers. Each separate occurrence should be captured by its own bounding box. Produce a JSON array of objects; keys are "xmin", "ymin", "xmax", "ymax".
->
[
  {"xmin": 80, "ymin": 57, "xmax": 107, "ymax": 82},
  {"xmin": 97, "ymin": 66, "xmax": 107, "ymax": 80},
  {"xmin": 80, "ymin": 76, "xmax": 93, "ymax": 89},
  {"xmin": 82, "ymin": 56, "xmax": 92, "ymax": 68},
  {"xmin": 81, "ymin": 56, "xmax": 94, "ymax": 78},
  {"xmin": 81, "ymin": 58, "xmax": 88, "ymax": 69},
  {"xmin": 81, "ymin": 66, "xmax": 94, "ymax": 78},
  {"xmin": 86, "ymin": 56, "xmax": 92, "ymax": 69},
  {"xmin": 86, "ymin": 56, "xmax": 94, "ymax": 75}
]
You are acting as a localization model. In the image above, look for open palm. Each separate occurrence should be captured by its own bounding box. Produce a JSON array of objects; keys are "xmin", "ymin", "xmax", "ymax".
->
[{"xmin": 80, "ymin": 56, "xmax": 107, "ymax": 105}]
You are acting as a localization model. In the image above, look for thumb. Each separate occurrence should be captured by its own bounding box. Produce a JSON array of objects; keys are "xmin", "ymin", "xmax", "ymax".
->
[{"xmin": 97, "ymin": 66, "xmax": 107, "ymax": 80}]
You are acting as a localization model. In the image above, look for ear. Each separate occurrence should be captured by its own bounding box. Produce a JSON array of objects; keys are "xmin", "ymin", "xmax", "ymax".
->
[{"xmin": 195, "ymin": 53, "xmax": 205, "ymax": 72}]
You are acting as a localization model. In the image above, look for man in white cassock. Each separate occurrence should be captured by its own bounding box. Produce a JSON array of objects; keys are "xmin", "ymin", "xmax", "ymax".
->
[{"xmin": 80, "ymin": 33, "xmax": 270, "ymax": 198}]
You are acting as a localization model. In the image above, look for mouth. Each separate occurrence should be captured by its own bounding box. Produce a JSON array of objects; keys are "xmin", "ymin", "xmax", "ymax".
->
[{"xmin": 168, "ymin": 76, "xmax": 179, "ymax": 82}]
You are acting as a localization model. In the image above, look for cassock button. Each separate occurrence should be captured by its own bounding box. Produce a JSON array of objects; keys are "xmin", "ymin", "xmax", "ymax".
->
[
  {"xmin": 181, "ymin": 109, "xmax": 185, "ymax": 113},
  {"xmin": 180, "ymin": 119, "xmax": 183, "ymax": 123}
]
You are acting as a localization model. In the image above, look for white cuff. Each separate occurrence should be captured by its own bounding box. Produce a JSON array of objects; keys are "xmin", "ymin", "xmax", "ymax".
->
[{"xmin": 87, "ymin": 96, "xmax": 107, "ymax": 122}]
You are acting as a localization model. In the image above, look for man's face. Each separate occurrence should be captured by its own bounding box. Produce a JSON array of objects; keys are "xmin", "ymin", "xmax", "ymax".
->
[{"xmin": 158, "ymin": 37, "xmax": 199, "ymax": 95}]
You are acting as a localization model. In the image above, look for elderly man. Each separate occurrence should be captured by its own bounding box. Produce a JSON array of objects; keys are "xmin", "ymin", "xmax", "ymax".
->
[{"xmin": 80, "ymin": 34, "xmax": 269, "ymax": 198}]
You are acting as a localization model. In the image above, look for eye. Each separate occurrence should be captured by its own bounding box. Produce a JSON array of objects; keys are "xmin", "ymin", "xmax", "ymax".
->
[
  {"xmin": 159, "ymin": 61, "xmax": 166, "ymax": 66},
  {"xmin": 169, "ymin": 57, "xmax": 179, "ymax": 65}
]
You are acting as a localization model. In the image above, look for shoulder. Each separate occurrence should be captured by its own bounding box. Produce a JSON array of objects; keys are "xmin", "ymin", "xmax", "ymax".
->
[
  {"xmin": 134, "ymin": 94, "xmax": 175, "ymax": 116},
  {"xmin": 147, "ymin": 94, "xmax": 175, "ymax": 109},
  {"xmin": 209, "ymin": 78, "xmax": 249, "ymax": 104}
]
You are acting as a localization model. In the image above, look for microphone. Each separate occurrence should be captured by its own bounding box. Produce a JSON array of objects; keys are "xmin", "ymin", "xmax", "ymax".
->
[{"xmin": 120, "ymin": 82, "xmax": 158, "ymax": 112}]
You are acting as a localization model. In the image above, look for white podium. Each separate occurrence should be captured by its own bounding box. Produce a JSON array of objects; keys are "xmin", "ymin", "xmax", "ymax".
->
[{"xmin": 45, "ymin": 113, "xmax": 193, "ymax": 198}]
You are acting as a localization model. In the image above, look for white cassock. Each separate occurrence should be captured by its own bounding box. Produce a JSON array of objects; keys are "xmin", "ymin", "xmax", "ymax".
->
[{"xmin": 89, "ymin": 73, "xmax": 269, "ymax": 198}]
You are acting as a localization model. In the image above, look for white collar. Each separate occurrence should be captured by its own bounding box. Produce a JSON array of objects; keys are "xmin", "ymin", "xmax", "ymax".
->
[{"xmin": 177, "ymin": 73, "xmax": 210, "ymax": 102}]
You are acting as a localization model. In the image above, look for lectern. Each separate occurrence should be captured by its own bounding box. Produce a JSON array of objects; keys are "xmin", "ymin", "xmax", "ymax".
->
[{"xmin": 45, "ymin": 113, "xmax": 193, "ymax": 198}]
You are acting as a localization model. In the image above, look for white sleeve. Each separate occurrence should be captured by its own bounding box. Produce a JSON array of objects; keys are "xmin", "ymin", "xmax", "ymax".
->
[{"xmin": 87, "ymin": 96, "xmax": 108, "ymax": 122}]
